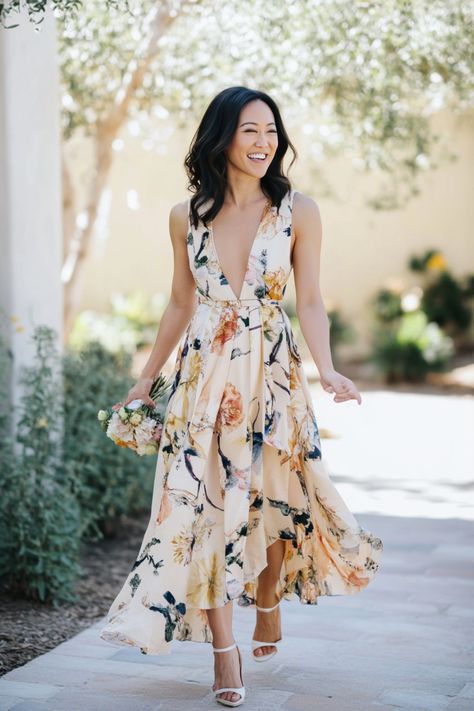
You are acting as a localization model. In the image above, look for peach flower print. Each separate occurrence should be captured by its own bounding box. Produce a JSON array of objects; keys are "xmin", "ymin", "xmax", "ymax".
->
[
  {"xmin": 156, "ymin": 485, "xmax": 172, "ymax": 524},
  {"xmin": 215, "ymin": 382, "xmax": 244, "ymax": 432},
  {"xmin": 212, "ymin": 310, "xmax": 238, "ymax": 355}
]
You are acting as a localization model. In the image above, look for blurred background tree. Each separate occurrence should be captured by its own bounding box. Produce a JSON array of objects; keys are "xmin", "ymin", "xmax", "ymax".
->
[{"xmin": 2, "ymin": 1, "xmax": 473, "ymax": 338}]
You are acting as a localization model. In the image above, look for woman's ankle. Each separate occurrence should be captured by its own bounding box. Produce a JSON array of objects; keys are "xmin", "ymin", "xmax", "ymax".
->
[
  {"xmin": 256, "ymin": 587, "xmax": 280, "ymax": 609},
  {"xmin": 212, "ymin": 636, "xmax": 236, "ymax": 650}
]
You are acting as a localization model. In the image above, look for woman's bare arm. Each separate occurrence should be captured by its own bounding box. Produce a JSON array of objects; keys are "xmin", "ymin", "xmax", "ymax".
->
[
  {"xmin": 292, "ymin": 192, "xmax": 361, "ymax": 404},
  {"xmin": 138, "ymin": 199, "xmax": 198, "ymax": 383}
]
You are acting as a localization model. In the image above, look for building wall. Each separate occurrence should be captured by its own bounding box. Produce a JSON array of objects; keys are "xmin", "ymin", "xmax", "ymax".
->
[{"xmin": 78, "ymin": 109, "xmax": 474, "ymax": 358}]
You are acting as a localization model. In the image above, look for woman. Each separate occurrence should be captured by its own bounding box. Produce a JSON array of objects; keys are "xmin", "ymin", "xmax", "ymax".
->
[{"xmin": 100, "ymin": 86, "xmax": 383, "ymax": 707}]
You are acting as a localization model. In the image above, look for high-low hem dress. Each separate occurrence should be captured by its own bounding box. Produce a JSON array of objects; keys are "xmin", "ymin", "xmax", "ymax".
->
[{"xmin": 99, "ymin": 188, "xmax": 383, "ymax": 655}]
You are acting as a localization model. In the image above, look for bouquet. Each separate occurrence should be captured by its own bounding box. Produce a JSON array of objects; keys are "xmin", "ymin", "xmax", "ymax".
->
[{"xmin": 97, "ymin": 373, "xmax": 171, "ymax": 456}]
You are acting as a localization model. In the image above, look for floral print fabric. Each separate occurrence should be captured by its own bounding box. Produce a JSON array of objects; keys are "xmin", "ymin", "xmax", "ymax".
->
[{"xmin": 100, "ymin": 188, "xmax": 383, "ymax": 655}]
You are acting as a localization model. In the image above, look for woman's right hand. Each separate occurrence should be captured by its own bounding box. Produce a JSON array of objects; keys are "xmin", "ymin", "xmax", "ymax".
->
[{"xmin": 112, "ymin": 376, "xmax": 156, "ymax": 410}]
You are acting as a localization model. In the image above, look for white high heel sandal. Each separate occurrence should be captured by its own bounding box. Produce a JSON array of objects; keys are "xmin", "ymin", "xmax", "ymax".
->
[
  {"xmin": 212, "ymin": 642, "xmax": 246, "ymax": 707},
  {"xmin": 251, "ymin": 602, "xmax": 281, "ymax": 662}
]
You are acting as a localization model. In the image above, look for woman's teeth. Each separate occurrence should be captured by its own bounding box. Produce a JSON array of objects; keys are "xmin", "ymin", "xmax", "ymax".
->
[{"xmin": 247, "ymin": 153, "xmax": 267, "ymax": 162}]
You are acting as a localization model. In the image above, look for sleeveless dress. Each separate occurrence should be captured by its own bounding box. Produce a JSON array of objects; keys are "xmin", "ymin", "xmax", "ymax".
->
[{"xmin": 99, "ymin": 188, "xmax": 383, "ymax": 655}]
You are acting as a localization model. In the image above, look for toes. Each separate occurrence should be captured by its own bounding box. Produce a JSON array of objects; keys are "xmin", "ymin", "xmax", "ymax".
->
[{"xmin": 254, "ymin": 644, "xmax": 275, "ymax": 657}]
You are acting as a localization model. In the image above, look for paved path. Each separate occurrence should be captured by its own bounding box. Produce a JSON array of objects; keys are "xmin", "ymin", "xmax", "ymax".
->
[
  {"xmin": 1, "ymin": 388, "xmax": 473, "ymax": 710},
  {"xmin": 0, "ymin": 512, "xmax": 473, "ymax": 711}
]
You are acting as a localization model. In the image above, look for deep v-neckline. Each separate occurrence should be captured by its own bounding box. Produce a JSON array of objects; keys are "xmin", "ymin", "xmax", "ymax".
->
[{"xmin": 209, "ymin": 197, "xmax": 271, "ymax": 300}]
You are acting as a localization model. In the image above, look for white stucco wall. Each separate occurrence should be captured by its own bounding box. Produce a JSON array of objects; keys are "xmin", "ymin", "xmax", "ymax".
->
[{"xmin": 0, "ymin": 9, "xmax": 63, "ymax": 408}]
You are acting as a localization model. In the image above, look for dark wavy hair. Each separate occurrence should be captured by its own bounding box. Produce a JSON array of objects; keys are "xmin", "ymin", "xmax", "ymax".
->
[{"xmin": 184, "ymin": 86, "xmax": 298, "ymax": 229}]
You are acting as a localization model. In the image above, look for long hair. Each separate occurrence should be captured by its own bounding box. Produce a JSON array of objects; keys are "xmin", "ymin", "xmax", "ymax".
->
[{"xmin": 184, "ymin": 86, "xmax": 298, "ymax": 229}]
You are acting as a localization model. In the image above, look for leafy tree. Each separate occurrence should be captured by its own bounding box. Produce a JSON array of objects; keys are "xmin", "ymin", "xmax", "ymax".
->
[{"xmin": 3, "ymin": 1, "xmax": 473, "ymax": 333}]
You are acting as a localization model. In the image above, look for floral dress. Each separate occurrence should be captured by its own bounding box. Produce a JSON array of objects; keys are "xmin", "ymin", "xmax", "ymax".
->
[{"xmin": 99, "ymin": 188, "xmax": 383, "ymax": 655}]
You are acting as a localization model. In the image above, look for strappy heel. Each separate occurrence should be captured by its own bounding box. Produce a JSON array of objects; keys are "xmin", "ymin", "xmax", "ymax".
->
[
  {"xmin": 212, "ymin": 642, "xmax": 245, "ymax": 707},
  {"xmin": 251, "ymin": 602, "xmax": 281, "ymax": 662}
]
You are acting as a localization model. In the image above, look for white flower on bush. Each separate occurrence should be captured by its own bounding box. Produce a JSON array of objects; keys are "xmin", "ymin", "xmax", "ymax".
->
[
  {"xmin": 422, "ymin": 322, "xmax": 454, "ymax": 363},
  {"xmin": 401, "ymin": 286, "xmax": 423, "ymax": 313}
]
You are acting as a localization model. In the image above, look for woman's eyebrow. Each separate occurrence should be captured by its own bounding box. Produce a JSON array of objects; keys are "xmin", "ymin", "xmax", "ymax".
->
[{"xmin": 239, "ymin": 121, "xmax": 276, "ymax": 127}]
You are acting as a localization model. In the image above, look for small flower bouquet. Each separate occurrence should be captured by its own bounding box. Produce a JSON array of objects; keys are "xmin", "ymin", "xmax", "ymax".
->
[{"xmin": 97, "ymin": 373, "xmax": 171, "ymax": 456}]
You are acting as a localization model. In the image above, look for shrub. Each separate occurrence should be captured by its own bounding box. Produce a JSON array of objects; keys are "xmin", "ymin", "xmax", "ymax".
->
[
  {"xmin": 0, "ymin": 327, "xmax": 82, "ymax": 605},
  {"xmin": 62, "ymin": 341, "xmax": 156, "ymax": 541},
  {"xmin": 370, "ymin": 309, "xmax": 454, "ymax": 383},
  {"xmin": 67, "ymin": 290, "xmax": 168, "ymax": 353}
]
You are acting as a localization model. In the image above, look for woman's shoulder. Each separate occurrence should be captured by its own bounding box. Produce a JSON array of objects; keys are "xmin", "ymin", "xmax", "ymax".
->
[
  {"xmin": 169, "ymin": 198, "xmax": 191, "ymax": 244},
  {"xmin": 292, "ymin": 189, "xmax": 320, "ymax": 213},
  {"xmin": 291, "ymin": 190, "xmax": 322, "ymax": 239}
]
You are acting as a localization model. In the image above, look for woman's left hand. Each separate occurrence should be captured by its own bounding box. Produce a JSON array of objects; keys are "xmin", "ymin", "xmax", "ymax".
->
[{"xmin": 319, "ymin": 368, "xmax": 362, "ymax": 405}]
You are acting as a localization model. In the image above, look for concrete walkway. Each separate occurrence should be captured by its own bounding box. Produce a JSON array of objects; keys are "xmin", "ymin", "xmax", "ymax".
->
[
  {"xmin": 0, "ymin": 512, "xmax": 473, "ymax": 711},
  {"xmin": 1, "ymin": 387, "xmax": 473, "ymax": 710}
]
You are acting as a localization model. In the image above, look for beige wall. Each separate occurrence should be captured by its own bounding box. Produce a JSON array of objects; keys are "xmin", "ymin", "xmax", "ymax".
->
[{"xmin": 78, "ymin": 109, "xmax": 474, "ymax": 358}]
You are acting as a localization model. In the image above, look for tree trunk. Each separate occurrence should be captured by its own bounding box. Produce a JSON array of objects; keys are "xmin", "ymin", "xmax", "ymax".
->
[{"xmin": 61, "ymin": 2, "xmax": 179, "ymax": 340}]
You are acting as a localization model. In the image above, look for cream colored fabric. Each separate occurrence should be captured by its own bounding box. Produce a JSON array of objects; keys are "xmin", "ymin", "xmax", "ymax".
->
[{"xmin": 100, "ymin": 188, "xmax": 383, "ymax": 655}]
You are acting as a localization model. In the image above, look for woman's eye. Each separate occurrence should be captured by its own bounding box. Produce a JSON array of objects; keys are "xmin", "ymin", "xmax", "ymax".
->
[{"xmin": 244, "ymin": 129, "xmax": 278, "ymax": 133}]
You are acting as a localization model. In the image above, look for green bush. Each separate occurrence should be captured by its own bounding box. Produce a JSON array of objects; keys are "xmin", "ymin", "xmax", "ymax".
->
[
  {"xmin": 409, "ymin": 249, "xmax": 473, "ymax": 340},
  {"xmin": 0, "ymin": 327, "xmax": 82, "ymax": 605},
  {"xmin": 0, "ymin": 324, "xmax": 161, "ymax": 606},
  {"xmin": 285, "ymin": 298, "xmax": 355, "ymax": 364},
  {"xmin": 369, "ymin": 248, "xmax": 471, "ymax": 382},
  {"xmin": 370, "ymin": 310, "xmax": 454, "ymax": 383},
  {"xmin": 68, "ymin": 290, "xmax": 168, "ymax": 353},
  {"xmin": 62, "ymin": 341, "xmax": 156, "ymax": 541}
]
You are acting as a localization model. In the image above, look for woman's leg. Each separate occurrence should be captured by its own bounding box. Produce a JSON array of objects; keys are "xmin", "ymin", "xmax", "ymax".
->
[
  {"xmin": 207, "ymin": 601, "xmax": 243, "ymax": 703},
  {"xmin": 253, "ymin": 538, "xmax": 286, "ymax": 657}
]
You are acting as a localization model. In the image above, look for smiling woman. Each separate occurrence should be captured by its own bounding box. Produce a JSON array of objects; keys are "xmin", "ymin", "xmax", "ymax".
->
[{"xmin": 99, "ymin": 86, "xmax": 383, "ymax": 708}]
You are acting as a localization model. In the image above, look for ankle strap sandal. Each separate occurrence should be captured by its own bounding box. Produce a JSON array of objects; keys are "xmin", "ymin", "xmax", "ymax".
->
[
  {"xmin": 251, "ymin": 602, "xmax": 282, "ymax": 662},
  {"xmin": 212, "ymin": 642, "xmax": 246, "ymax": 707}
]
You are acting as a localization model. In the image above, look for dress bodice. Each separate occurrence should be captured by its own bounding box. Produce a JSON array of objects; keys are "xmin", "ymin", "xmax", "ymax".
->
[{"xmin": 186, "ymin": 189, "xmax": 295, "ymax": 308}]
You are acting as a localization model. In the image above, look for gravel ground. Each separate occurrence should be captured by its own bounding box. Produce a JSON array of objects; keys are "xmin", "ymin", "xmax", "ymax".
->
[{"xmin": 0, "ymin": 512, "xmax": 149, "ymax": 677}]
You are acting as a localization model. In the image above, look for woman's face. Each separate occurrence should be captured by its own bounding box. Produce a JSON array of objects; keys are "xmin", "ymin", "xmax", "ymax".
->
[{"xmin": 225, "ymin": 99, "xmax": 279, "ymax": 178}]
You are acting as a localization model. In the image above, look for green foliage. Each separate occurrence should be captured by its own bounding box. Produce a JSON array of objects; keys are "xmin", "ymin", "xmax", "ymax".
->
[
  {"xmin": 0, "ymin": 323, "xmax": 159, "ymax": 605},
  {"xmin": 0, "ymin": 327, "xmax": 14, "ymax": 473},
  {"xmin": 0, "ymin": 0, "xmax": 125, "ymax": 28},
  {"xmin": 373, "ymin": 288, "xmax": 404, "ymax": 324},
  {"xmin": 68, "ymin": 290, "xmax": 167, "ymax": 353},
  {"xmin": 0, "ymin": 326, "xmax": 82, "ymax": 606},
  {"xmin": 406, "ymin": 250, "xmax": 473, "ymax": 336},
  {"xmin": 368, "ymin": 247, "xmax": 473, "ymax": 382},
  {"xmin": 54, "ymin": 0, "xmax": 474, "ymax": 207},
  {"xmin": 328, "ymin": 308, "xmax": 355, "ymax": 352},
  {"xmin": 62, "ymin": 341, "xmax": 155, "ymax": 541},
  {"xmin": 378, "ymin": 249, "xmax": 474, "ymax": 339},
  {"xmin": 370, "ymin": 310, "xmax": 454, "ymax": 383}
]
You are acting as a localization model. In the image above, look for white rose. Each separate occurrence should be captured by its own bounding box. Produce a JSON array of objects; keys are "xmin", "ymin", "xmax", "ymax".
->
[
  {"xmin": 130, "ymin": 412, "xmax": 142, "ymax": 425},
  {"xmin": 97, "ymin": 410, "xmax": 108, "ymax": 421},
  {"xmin": 118, "ymin": 406, "xmax": 127, "ymax": 420}
]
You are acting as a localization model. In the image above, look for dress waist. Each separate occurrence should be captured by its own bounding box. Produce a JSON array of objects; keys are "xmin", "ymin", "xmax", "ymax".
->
[{"xmin": 196, "ymin": 291, "xmax": 282, "ymax": 309}]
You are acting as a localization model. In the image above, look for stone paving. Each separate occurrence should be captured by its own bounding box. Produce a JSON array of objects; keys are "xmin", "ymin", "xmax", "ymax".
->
[
  {"xmin": 1, "ymin": 511, "xmax": 473, "ymax": 711},
  {"xmin": 1, "ymin": 387, "xmax": 473, "ymax": 710}
]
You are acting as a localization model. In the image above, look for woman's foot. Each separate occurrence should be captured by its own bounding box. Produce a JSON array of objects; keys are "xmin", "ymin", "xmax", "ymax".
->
[
  {"xmin": 252, "ymin": 592, "xmax": 282, "ymax": 659},
  {"xmin": 212, "ymin": 643, "xmax": 244, "ymax": 704}
]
